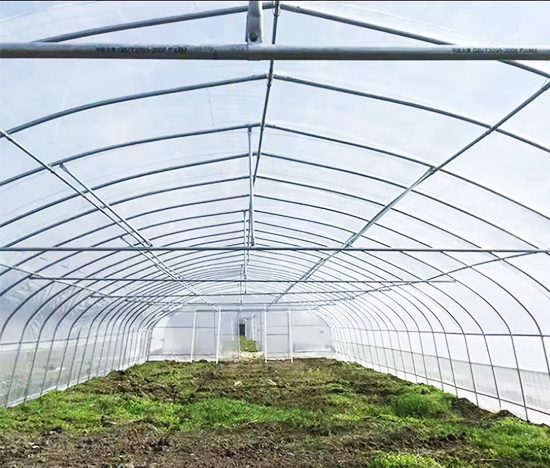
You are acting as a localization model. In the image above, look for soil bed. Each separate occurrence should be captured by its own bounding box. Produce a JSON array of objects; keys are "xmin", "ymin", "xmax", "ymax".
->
[{"xmin": 1, "ymin": 358, "xmax": 549, "ymax": 468}]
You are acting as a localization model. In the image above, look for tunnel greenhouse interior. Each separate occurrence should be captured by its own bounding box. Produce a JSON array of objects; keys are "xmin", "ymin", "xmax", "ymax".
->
[{"xmin": 1, "ymin": 0, "xmax": 550, "ymax": 431}]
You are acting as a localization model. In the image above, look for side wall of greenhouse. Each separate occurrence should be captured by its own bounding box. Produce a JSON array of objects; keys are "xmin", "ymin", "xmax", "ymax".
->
[
  {"xmin": 324, "ymin": 300, "xmax": 550, "ymax": 425},
  {"xmin": 0, "ymin": 276, "xmax": 153, "ymax": 406}
]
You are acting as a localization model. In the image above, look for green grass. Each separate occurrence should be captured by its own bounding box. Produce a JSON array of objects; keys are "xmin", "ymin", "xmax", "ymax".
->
[
  {"xmin": 393, "ymin": 388, "xmax": 452, "ymax": 418},
  {"xmin": 179, "ymin": 397, "xmax": 318, "ymax": 430},
  {"xmin": 468, "ymin": 417, "xmax": 550, "ymax": 462},
  {"xmin": 368, "ymin": 453, "xmax": 443, "ymax": 468},
  {"xmin": 0, "ymin": 392, "xmax": 183, "ymax": 433},
  {"xmin": 1, "ymin": 359, "xmax": 549, "ymax": 468},
  {"xmin": 239, "ymin": 334, "xmax": 258, "ymax": 352},
  {"xmin": 0, "ymin": 394, "xmax": 321, "ymax": 434}
]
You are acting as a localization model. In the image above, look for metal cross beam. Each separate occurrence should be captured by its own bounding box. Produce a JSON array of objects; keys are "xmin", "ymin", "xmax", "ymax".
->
[
  {"xmin": 29, "ymin": 277, "xmax": 455, "ymax": 284},
  {"xmin": 117, "ymin": 299, "xmax": 354, "ymax": 306},
  {"xmin": 1, "ymin": 43, "xmax": 548, "ymax": 60},
  {"xmin": 3, "ymin": 246, "xmax": 547, "ymax": 253},
  {"xmin": 89, "ymin": 289, "xmax": 447, "ymax": 297}
]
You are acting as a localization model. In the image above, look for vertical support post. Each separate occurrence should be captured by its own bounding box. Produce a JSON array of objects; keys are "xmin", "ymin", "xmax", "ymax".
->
[
  {"xmin": 263, "ymin": 304, "xmax": 268, "ymax": 362},
  {"xmin": 237, "ymin": 309, "xmax": 241, "ymax": 360},
  {"xmin": 247, "ymin": 127, "xmax": 255, "ymax": 246},
  {"xmin": 215, "ymin": 307, "xmax": 222, "ymax": 364},
  {"xmin": 146, "ymin": 330, "xmax": 153, "ymax": 361},
  {"xmin": 242, "ymin": 210, "xmax": 248, "ymax": 295},
  {"xmin": 288, "ymin": 308, "xmax": 293, "ymax": 363},
  {"xmin": 190, "ymin": 308, "xmax": 197, "ymax": 362},
  {"xmin": 231, "ymin": 314, "xmax": 235, "ymax": 359},
  {"xmin": 67, "ymin": 328, "xmax": 83, "ymax": 388},
  {"xmin": 136, "ymin": 329, "xmax": 146, "ymax": 363}
]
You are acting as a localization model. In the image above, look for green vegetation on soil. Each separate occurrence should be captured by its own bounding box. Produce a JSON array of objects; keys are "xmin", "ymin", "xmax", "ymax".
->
[
  {"xmin": 1, "ymin": 359, "xmax": 549, "ymax": 468},
  {"xmin": 239, "ymin": 334, "xmax": 258, "ymax": 353}
]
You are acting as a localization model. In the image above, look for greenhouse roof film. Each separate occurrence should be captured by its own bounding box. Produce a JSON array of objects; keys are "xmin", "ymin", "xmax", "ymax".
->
[{"xmin": 0, "ymin": 0, "xmax": 549, "ymax": 427}]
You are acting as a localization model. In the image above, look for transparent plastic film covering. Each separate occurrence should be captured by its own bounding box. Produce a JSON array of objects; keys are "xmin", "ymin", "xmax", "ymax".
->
[{"xmin": 0, "ymin": 1, "xmax": 549, "ymax": 424}]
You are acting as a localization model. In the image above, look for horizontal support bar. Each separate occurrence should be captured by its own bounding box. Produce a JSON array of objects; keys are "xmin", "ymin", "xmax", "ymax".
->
[
  {"xmin": 3, "ymin": 246, "xmax": 547, "ymax": 253},
  {"xmin": 4, "ymin": 331, "xmax": 550, "ymax": 347},
  {"xmin": 88, "ymin": 289, "xmax": 419, "ymax": 297},
  {"xmin": 1, "ymin": 43, "xmax": 549, "ymax": 60},
  {"xmin": 29, "ymin": 277, "xmax": 453, "ymax": 284},
  {"xmin": 121, "ymin": 299, "xmax": 348, "ymax": 306}
]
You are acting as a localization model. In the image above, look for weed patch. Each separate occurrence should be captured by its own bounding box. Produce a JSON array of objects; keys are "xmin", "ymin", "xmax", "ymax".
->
[
  {"xmin": 468, "ymin": 417, "xmax": 550, "ymax": 463},
  {"xmin": 179, "ymin": 397, "xmax": 319, "ymax": 430},
  {"xmin": 393, "ymin": 390, "xmax": 451, "ymax": 418},
  {"xmin": 368, "ymin": 452, "xmax": 443, "ymax": 468}
]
